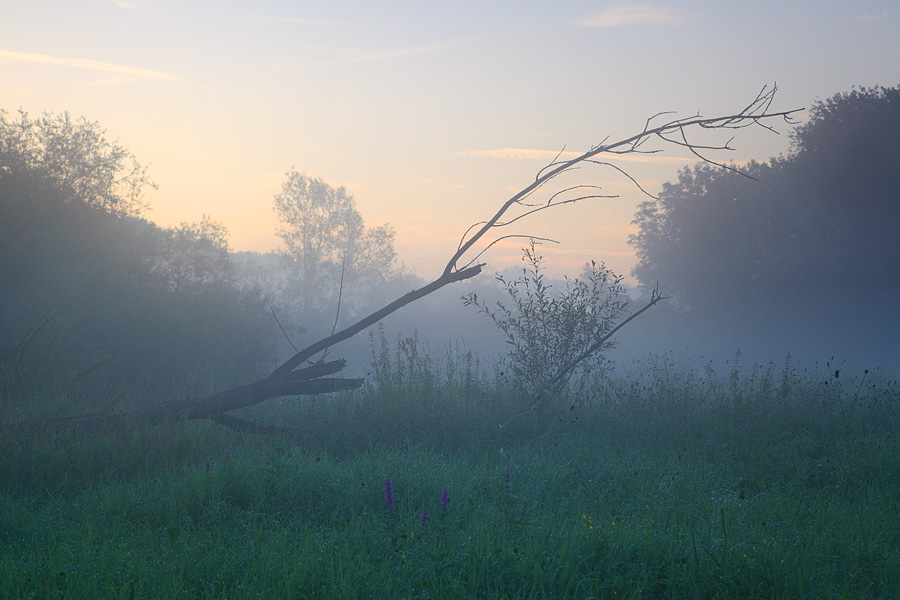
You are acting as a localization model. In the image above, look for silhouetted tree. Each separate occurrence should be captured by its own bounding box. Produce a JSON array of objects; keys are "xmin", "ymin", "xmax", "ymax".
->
[
  {"xmin": 631, "ymin": 85, "xmax": 900, "ymax": 314},
  {"xmin": 0, "ymin": 110, "xmax": 275, "ymax": 398},
  {"xmin": 0, "ymin": 109, "xmax": 152, "ymax": 217},
  {"xmin": 155, "ymin": 215, "xmax": 234, "ymax": 294},
  {"xmin": 274, "ymin": 171, "xmax": 397, "ymax": 325},
  {"xmin": 629, "ymin": 85, "xmax": 900, "ymax": 366}
]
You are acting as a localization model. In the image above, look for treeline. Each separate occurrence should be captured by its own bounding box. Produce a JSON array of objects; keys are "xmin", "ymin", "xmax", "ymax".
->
[
  {"xmin": 4, "ymin": 83, "xmax": 895, "ymax": 409},
  {"xmin": 0, "ymin": 111, "xmax": 277, "ymax": 401},
  {"xmin": 0, "ymin": 108, "xmax": 511, "ymax": 412},
  {"xmin": 0, "ymin": 110, "xmax": 470, "ymax": 406},
  {"xmin": 626, "ymin": 85, "xmax": 900, "ymax": 369}
]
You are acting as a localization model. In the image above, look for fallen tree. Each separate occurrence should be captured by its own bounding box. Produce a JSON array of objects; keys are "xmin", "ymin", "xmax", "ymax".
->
[{"xmin": 48, "ymin": 85, "xmax": 801, "ymax": 433}]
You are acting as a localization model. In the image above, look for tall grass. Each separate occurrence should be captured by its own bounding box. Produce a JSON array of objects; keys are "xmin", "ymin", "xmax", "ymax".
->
[{"xmin": 1, "ymin": 336, "xmax": 898, "ymax": 598}]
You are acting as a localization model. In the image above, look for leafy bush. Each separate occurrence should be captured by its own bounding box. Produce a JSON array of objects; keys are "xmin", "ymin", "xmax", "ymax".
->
[{"xmin": 464, "ymin": 241, "xmax": 629, "ymax": 407}]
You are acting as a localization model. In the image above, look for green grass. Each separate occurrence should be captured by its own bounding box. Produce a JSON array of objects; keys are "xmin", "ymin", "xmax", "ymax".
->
[{"xmin": 1, "ymin": 348, "xmax": 899, "ymax": 598}]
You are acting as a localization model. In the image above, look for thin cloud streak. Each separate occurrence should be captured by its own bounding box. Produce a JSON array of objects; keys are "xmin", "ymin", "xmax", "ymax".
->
[
  {"xmin": 288, "ymin": 40, "xmax": 462, "ymax": 72},
  {"xmin": 0, "ymin": 49, "xmax": 180, "ymax": 81},
  {"xmin": 105, "ymin": 1, "xmax": 331, "ymax": 26},
  {"xmin": 579, "ymin": 5, "xmax": 689, "ymax": 28},
  {"xmin": 531, "ymin": 245, "xmax": 636, "ymax": 259},
  {"xmin": 856, "ymin": 11, "xmax": 888, "ymax": 22},
  {"xmin": 247, "ymin": 16, "xmax": 329, "ymax": 25},
  {"xmin": 457, "ymin": 147, "xmax": 696, "ymax": 165}
]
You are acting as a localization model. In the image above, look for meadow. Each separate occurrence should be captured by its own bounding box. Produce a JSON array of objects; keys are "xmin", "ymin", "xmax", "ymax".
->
[{"xmin": 1, "ymin": 340, "xmax": 899, "ymax": 599}]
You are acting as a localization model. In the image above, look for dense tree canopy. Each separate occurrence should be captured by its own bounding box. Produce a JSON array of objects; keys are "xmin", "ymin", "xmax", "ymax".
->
[
  {"xmin": 0, "ymin": 109, "xmax": 152, "ymax": 217},
  {"xmin": 628, "ymin": 85, "xmax": 900, "ymax": 365},
  {"xmin": 631, "ymin": 85, "xmax": 900, "ymax": 312},
  {"xmin": 0, "ymin": 110, "xmax": 274, "ymax": 401}
]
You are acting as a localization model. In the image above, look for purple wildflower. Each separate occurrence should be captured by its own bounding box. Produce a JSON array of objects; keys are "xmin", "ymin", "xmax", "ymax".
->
[
  {"xmin": 384, "ymin": 477, "xmax": 395, "ymax": 510},
  {"xmin": 420, "ymin": 508, "xmax": 428, "ymax": 530},
  {"xmin": 205, "ymin": 458, "xmax": 211, "ymax": 472},
  {"xmin": 224, "ymin": 449, "xmax": 231, "ymax": 459},
  {"xmin": 504, "ymin": 466, "xmax": 511, "ymax": 489},
  {"xmin": 440, "ymin": 488, "xmax": 450, "ymax": 511},
  {"xmin": 520, "ymin": 507, "xmax": 527, "ymax": 520}
]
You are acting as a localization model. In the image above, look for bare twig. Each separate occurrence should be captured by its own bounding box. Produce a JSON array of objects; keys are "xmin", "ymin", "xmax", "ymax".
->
[
  {"xmin": 47, "ymin": 85, "xmax": 801, "ymax": 434},
  {"xmin": 319, "ymin": 254, "xmax": 347, "ymax": 363},
  {"xmin": 465, "ymin": 234, "xmax": 559, "ymax": 269},
  {"xmin": 271, "ymin": 308, "xmax": 300, "ymax": 354},
  {"xmin": 448, "ymin": 84, "xmax": 801, "ymax": 274},
  {"xmin": 269, "ymin": 263, "xmax": 484, "ymax": 378}
]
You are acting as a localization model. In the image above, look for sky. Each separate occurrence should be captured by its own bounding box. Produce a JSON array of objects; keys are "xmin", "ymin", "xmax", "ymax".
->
[{"xmin": 2, "ymin": 0, "xmax": 898, "ymax": 282}]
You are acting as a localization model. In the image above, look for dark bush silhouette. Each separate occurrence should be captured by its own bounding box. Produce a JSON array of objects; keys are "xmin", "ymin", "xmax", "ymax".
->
[{"xmin": 0, "ymin": 110, "xmax": 275, "ymax": 400}]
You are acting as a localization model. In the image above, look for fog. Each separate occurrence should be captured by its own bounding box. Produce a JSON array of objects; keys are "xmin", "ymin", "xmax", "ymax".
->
[
  {"xmin": 3, "ymin": 84, "xmax": 899, "ymax": 416},
  {"xmin": 302, "ymin": 268, "xmax": 898, "ymax": 382},
  {"xmin": 231, "ymin": 241, "xmax": 898, "ymax": 383},
  {"xmin": 4, "ymin": 88, "xmax": 900, "ymax": 598}
]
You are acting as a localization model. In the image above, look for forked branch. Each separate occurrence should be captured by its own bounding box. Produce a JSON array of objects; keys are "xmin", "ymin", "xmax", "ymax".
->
[
  {"xmin": 446, "ymin": 84, "xmax": 801, "ymax": 276},
  {"xmin": 47, "ymin": 85, "xmax": 800, "ymax": 433}
]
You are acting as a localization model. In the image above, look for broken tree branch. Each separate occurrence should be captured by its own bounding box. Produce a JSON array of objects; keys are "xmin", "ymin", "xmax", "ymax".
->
[
  {"xmin": 46, "ymin": 84, "xmax": 801, "ymax": 434},
  {"xmin": 270, "ymin": 263, "xmax": 484, "ymax": 378},
  {"xmin": 448, "ymin": 85, "xmax": 800, "ymax": 273}
]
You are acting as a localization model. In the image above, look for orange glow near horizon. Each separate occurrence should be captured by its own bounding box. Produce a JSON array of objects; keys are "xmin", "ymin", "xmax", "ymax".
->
[{"xmin": 2, "ymin": 2, "xmax": 897, "ymax": 281}]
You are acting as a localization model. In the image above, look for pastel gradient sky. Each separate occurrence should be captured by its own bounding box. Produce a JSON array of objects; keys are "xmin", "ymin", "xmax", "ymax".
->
[{"xmin": 2, "ymin": 1, "xmax": 898, "ymax": 280}]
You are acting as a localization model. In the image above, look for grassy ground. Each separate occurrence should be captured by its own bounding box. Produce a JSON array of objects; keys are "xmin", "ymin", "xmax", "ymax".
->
[{"xmin": 1, "ymin": 346, "xmax": 898, "ymax": 598}]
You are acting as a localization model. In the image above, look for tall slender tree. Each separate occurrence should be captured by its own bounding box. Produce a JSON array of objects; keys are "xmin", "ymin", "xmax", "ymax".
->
[{"xmin": 273, "ymin": 170, "xmax": 397, "ymax": 321}]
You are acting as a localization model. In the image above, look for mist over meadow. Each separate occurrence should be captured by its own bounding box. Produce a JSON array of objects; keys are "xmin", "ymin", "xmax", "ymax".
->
[
  {"xmin": 2, "ymin": 85, "xmax": 900, "ymax": 598},
  {"xmin": 3, "ymin": 85, "xmax": 897, "ymax": 403}
]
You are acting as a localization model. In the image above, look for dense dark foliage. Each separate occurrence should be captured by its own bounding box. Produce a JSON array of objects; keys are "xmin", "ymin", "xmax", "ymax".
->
[
  {"xmin": 629, "ymin": 85, "xmax": 900, "ymax": 367},
  {"xmin": 0, "ymin": 110, "xmax": 275, "ymax": 402}
]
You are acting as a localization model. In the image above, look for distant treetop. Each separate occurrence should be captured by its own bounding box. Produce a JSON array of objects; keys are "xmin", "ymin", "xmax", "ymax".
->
[{"xmin": 0, "ymin": 109, "xmax": 154, "ymax": 217}]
